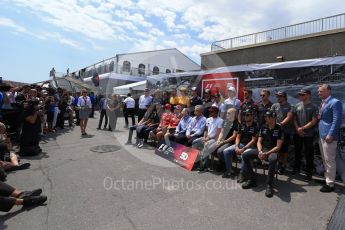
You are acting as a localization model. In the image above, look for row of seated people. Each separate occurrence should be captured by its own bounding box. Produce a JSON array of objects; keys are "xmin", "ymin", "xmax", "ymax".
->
[{"xmin": 126, "ymin": 103, "xmax": 285, "ymax": 198}]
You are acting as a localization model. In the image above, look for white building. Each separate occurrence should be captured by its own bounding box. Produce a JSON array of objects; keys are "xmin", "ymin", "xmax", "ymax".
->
[
  {"xmin": 73, "ymin": 48, "xmax": 200, "ymax": 94},
  {"xmin": 75, "ymin": 48, "xmax": 200, "ymax": 80},
  {"xmin": 115, "ymin": 48, "xmax": 200, "ymax": 75}
]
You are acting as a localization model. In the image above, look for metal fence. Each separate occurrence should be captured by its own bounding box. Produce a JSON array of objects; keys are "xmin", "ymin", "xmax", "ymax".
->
[{"xmin": 211, "ymin": 13, "xmax": 345, "ymax": 51}]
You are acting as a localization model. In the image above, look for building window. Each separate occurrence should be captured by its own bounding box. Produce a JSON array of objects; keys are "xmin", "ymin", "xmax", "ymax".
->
[
  {"xmin": 123, "ymin": 61, "xmax": 131, "ymax": 72},
  {"xmin": 104, "ymin": 64, "xmax": 109, "ymax": 73},
  {"xmin": 138, "ymin": 64, "xmax": 145, "ymax": 75},
  {"xmin": 153, "ymin": 66, "xmax": 159, "ymax": 75},
  {"xmin": 166, "ymin": 69, "xmax": 171, "ymax": 73},
  {"xmin": 109, "ymin": 61, "xmax": 115, "ymax": 72},
  {"xmin": 97, "ymin": 65, "xmax": 103, "ymax": 75}
]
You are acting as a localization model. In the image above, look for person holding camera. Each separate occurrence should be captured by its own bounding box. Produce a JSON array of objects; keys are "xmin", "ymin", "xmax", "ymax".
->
[
  {"xmin": 19, "ymin": 99, "xmax": 43, "ymax": 156},
  {"xmin": 77, "ymin": 90, "xmax": 92, "ymax": 135}
]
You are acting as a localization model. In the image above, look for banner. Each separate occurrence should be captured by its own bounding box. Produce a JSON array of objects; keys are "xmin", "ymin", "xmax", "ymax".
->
[{"xmin": 155, "ymin": 142, "xmax": 199, "ymax": 171}]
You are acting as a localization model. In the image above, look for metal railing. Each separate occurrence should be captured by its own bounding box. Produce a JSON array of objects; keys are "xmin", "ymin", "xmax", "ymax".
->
[{"xmin": 211, "ymin": 13, "xmax": 345, "ymax": 51}]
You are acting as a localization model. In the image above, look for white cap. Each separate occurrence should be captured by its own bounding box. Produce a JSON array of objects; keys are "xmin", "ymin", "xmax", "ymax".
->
[{"xmin": 228, "ymin": 86, "xmax": 236, "ymax": 92}]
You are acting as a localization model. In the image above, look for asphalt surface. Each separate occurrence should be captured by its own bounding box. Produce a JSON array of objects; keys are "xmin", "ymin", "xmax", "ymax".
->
[{"xmin": 0, "ymin": 113, "xmax": 343, "ymax": 230}]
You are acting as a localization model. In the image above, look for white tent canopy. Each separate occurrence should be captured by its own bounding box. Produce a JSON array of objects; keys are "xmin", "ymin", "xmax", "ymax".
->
[{"xmin": 113, "ymin": 80, "xmax": 147, "ymax": 95}]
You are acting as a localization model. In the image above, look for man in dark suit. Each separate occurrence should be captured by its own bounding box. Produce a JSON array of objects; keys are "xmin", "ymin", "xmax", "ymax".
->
[{"xmin": 318, "ymin": 84, "xmax": 343, "ymax": 192}]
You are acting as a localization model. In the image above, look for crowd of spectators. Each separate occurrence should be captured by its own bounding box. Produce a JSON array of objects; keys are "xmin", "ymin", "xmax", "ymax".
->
[{"xmin": 0, "ymin": 82, "xmax": 342, "ymax": 212}]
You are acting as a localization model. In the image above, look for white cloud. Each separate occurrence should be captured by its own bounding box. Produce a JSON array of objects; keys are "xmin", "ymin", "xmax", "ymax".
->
[
  {"xmin": 179, "ymin": 44, "xmax": 209, "ymax": 61},
  {"xmin": 106, "ymin": 0, "xmax": 133, "ymax": 8},
  {"xmin": 41, "ymin": 32, "xmax": 84, "ymax": 50},
  {"xmin": 173, "ymin": 33, "xmax": 191, "ymax": 40},
  {"xmin": 0, "ymin": 16, "xmax": 48, "ymax": 40},
  {"xmin": 0, "ymin": 17, "xmax": 27, "ymax": 33},
  {"xmin": 162, "ymin": 40, "xmax": 178, "ymax": 48},
  {"xmin": 150, "ymin": 28, "xmax": 165, "ymax": 37},
  {"xmin": 59, "ymin": 38, "xmax": 83, "ymax": 50},
  {"xmin": 130, "ymin": 38, "xmax": 165, "ymax": 53},
  {"xmin": 5, "ymin": 0, "xmax": 345, "ymax": 65}
]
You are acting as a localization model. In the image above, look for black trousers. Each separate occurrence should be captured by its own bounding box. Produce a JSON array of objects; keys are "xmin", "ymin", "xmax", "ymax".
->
[
  {"xmin": 138, "ymin": 109, "xmax": 147, "ymax": 123},
  {"xmin": 90, "ymin": 104, "xmax": 95, "ymax": 118},
  {"xmin": 0, "ymin": 181, "xmax": 16, "ymax": 212},
  {"xmin": 127, "ymin": 125, "xmax": 137, "ymax": 142},
  {"xmin": 75, "ymin": 109, "xmax": 80, "ymax": 125},
  {"xmin": 175, "ymin": 134, "xmax": 202, "ymax": 147},
  {"xmin": 98, "ymin": 109, "xmax": 108, "ymax": 128},
  {"xmin": 136, "ymin": 124, "xmax": 148, "ymax": 139},
  {"xmin": 57, "ymin": 110, "xmax": 65, "ymax": 128},
  {"xmin": 242, "ymin": 150, "xmax": 277, "ymax": 185},
  {"xmin": 124, "ymin": 108, "xmax": 135, "ymax": 126},
  {"xmin": 293, "ymin": 135, "xmax": 314, "ymax": 176}
]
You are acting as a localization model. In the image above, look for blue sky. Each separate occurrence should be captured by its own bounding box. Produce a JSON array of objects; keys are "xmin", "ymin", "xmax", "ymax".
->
[{"xmin": 0, "ymin": 0, "xmax": 344, "ymax": 83}]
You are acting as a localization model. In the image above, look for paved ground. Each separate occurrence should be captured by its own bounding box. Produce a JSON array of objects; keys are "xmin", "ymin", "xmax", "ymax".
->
[{"xmin": 0, "ymin": 113, "xmax": 343, "ymax": 230}]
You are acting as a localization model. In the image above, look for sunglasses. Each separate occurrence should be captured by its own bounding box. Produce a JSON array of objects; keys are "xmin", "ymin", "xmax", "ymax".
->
[
  {"xmin": 260, "ymin": 94, "xmax": 266, "ymax": 97},
  {"xmin": 298, "ymin": 94, "xmax": 306, "ymax": 96}
]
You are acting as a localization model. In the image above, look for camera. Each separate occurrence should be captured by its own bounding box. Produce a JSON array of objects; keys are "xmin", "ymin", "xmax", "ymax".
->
[{"xmin": 25, "ymin": 99, "xmax": 42, "ymax": 111}]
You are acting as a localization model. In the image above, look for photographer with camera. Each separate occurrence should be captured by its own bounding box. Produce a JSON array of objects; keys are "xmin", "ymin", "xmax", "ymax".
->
[{"xmin": 19, "ymin": 98, "xmax": 43, "ymax": 156}]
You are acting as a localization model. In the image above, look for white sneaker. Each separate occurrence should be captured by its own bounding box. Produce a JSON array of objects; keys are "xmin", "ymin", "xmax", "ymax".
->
[{"xmin": 137, "ymin": 142, "xmax": 144, "ymax": 148}]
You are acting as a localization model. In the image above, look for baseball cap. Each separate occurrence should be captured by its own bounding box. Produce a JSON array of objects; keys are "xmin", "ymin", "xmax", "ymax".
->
[
  {"xmin": 298, "ymin": 88, "xmax": 311, "ymax": 95},
  {"xmin": 191, "ymin": 87, "xmax": 197, "ymax": 91},
  {"xmin": 275, "ymin": 91, "xmax": 287, "ymax": 97},
  {"xmin": 243, "ymin": 109, "xmax": 253, "ymax": 115},
  {"xmin": 228, "ymin": 86, "xmax": 236, "ymax": 92},
  {"xmin": 165, "ymin": 104, "xmax": 172, "ymax": 109},
  {"xmin": 179, "ymin": 87, "xmax": 187, "ymax": 92}
]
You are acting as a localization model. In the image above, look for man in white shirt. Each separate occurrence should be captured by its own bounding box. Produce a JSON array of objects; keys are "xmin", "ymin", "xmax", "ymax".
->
[
  {"xmin": 138, "ymin": 88, "xmax": 152, "ymax": 123},
  {"xmin": 192, "ymin": 106, "xmax": 223, "ymax": 171},
  {"xmin": 123, "ymin": 93, "xmax": 136, "ymax": 128},
  {"xmin": 223, "ymin": 86, "xmax": 241, "ymax": 112}
]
